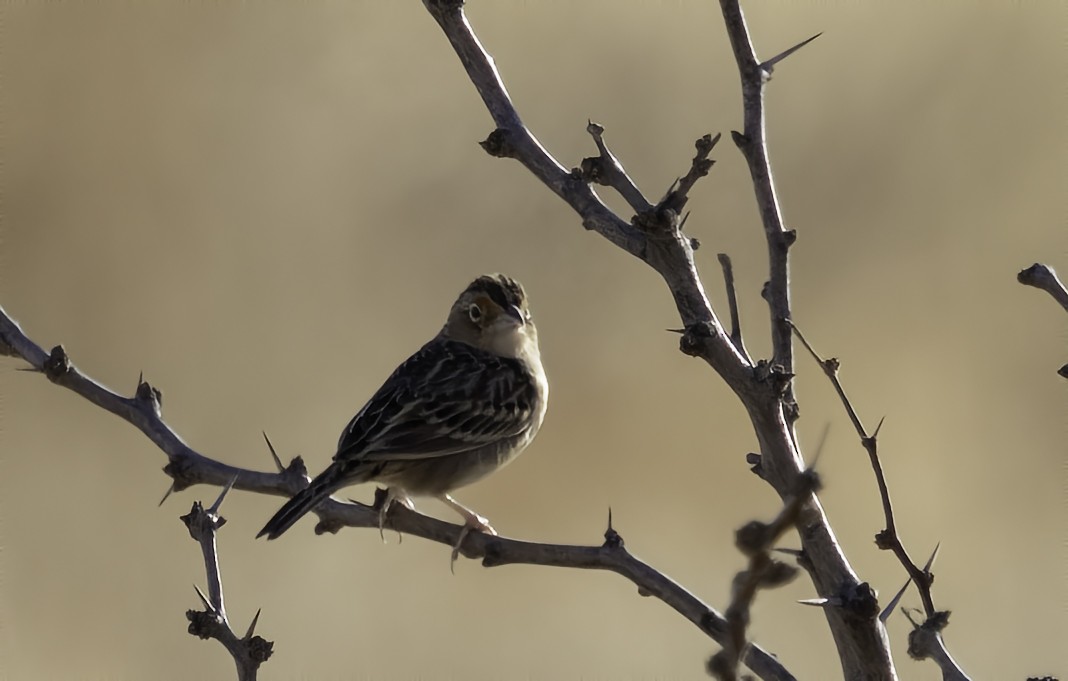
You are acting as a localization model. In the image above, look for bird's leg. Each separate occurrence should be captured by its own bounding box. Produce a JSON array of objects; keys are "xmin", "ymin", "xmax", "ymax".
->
[
  {"xmin": 377, "ymin": 487, "xmax": 415, "ymax": 542},
  {"xmin": 438, "ymin": 493, "xmax": 497, "ymax": 572}
]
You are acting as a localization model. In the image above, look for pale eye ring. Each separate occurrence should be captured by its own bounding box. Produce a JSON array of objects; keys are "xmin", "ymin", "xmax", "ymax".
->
[{"xmin": 467, "ymin": 303, "xmax": 483, "ymax": 323}]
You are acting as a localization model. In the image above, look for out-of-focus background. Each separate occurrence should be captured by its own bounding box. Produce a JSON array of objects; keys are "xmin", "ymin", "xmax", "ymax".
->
[{"xmin": 2, "ymin": 3, "xmax": 1064, "ymax": 679}]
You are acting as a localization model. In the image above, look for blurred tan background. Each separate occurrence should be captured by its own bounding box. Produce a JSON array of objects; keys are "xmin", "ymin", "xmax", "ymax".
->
[{"xmin": 2, "ymin": 2, "xmax": 1065, "ymax": 679}]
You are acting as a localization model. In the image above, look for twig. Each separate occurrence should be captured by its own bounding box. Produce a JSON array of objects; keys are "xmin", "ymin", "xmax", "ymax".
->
[
  {"xmin": 1017, "ymin": 263, "xmax": 1068, "ymax": 378},
  {"xmin": 182, "ymin": 482, "xmax": 273, "ymax": 680},
  {"xmin": 660, "ymin": 133, "xmax": 722, "ymax": 216},
  {"xmin": 788, "ymin": 320, "xmax": 970, "ymax": 679},
  {"xmin": 1018, "ymin": 263, "xmax": 1068, "ymax": 314},
  {"xmin": 717, "ymin": 253, "xmax": 750, "ymax": 361},
  {"xmin": 708, "ymin": 471, "xmax": 815, "ymax": 681},
  {"xmin": 580, "ymin": 120, "xmax": 653, "ymax": 214}
]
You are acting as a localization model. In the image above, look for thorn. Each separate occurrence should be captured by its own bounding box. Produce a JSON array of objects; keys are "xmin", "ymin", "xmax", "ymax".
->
[
  {"xmin": 603, "ymin": 506, "xmax": 624, "ymax": 548},
  {"xmin": 902, "ymin": 607, "xmax": 923, "ymax": 628},
  {"xmin": 678, "ymin": 211, "xmax": 691, "ymax": 232},
  {"xmin": 193, "ymin": 584, "xmax": 213, "ymax": 611},
  {"xmin": 773, "ymin": 547, "xmax": 803, "ymax": 557},
  {"xmin": 880, "ymin": 575, "xmax": 913, "ymax": 623},
  {"xmin": 159, "ymin": 482, "xmax": 176, "ymax": 507},
  {"xmin": 263, "ymin": 431, "xmax": 284, "ymax": 472},
  {"xmin": 761, "ymin": 32, "xmax": 822, "ymax": 73},
  {"xmin": 873, "ymin": 415, "xmax": 887, "ymax": 438},
  {"xmin": 924, "ymin": 542, "xmax": 941, "ymax": 572},
  {"xmin": 660, "ymin": 177, "xmax": 681, "ymax": 203},
  {"xmin": 810, "ymin": 422, "xmax": 832, "ymax": 467},
  {"xmin": 138, "ymin": 370, "xmax": 144, "ymax": 386},
  {"xmin": 665, "ymin": 328, "xmax": 686, "ymax": 334},
  {"xmin": 244, "ymin": 608, "xmax": 262, "ymax": 640},
  {"xmin": 797, "ymin": 597, "xmax": 832, "ymax": 607},
  {"xmin": 209, "ymin": 475, "xmax": 239, "ymax": 515}
]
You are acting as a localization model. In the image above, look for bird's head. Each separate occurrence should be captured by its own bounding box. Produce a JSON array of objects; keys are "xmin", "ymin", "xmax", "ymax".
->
[{"xmin": 443, "ymin": 274, "xmax": 537, "ymax": 357}]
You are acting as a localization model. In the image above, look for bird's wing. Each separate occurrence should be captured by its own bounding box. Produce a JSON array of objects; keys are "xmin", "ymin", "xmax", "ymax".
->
[{"xmin": 334, "ymin": 338, "xmax": 538, "ymax": 464}]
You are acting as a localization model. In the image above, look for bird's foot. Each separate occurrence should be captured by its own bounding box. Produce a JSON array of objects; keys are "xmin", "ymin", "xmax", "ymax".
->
[
  {"xmin": 376, "ymin": 487, "xmax": 415, "ymax": 543},
  {"xmin": 439, "ymin": 494, "xmax": 497, "ymax": 573}
]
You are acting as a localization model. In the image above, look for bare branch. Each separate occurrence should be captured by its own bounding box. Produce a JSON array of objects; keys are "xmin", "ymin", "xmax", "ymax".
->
[
  {"xmin": 422, "ymin": 0, "xmax": 751, "ymax": 391},
  {"xmin": 579, "ymin": 120, "xmax": 653, "ymax": 214},
  {"xmin": 789, "ymin": 320, "xmax": 970, "ymax": 678},
  {"xmin": 718, "ymin": 0, "xmax": 797, "ymax": 381},
  {"xmin": 1018, "ymin": 263, "xmax": 1068, "ymax": 314},
  {"xmin": 660, "ymin": 133, "xmax": 722, "ymax": 215},
  {"xmin": 182, "ymin": 499, "xmax": 273, "ymax": 680},
  {"xmin": 0, "ymin": 305, "xmax": 294, "ymax": 497},
  {"xmin": 0, "ymin": 302, "xmax": 792, "ymax": 680},
  {"xmin": 423, "ymin": 2, "xmax": 904, "ymax": 677},
  {"xmin": 1017, "ymin": 263, "xmax": 1068, "ymax": 378},
  {"xmin": 717, "ymin": 253, "xmax": 750, "ymax": 361}
]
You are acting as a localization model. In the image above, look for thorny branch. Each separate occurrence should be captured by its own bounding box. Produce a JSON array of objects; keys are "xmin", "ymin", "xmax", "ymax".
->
[
  {"xmin": 1017, "ymin": 263, "xmax": 1068, "ymax": 379},
  {"xmin": 422, "ymin": 0, "xmax": 906, "ymax": 678},
  {"xmin": 182, "ymin": 480, "xmax": 273, "ymax": 681},
  {"xmin": 0, "ymin": 304, "xmax": 793, "ymax": 681},
  {"xmin": 788, "ymin": 320, "xmax": 970, "ymax": 679}
]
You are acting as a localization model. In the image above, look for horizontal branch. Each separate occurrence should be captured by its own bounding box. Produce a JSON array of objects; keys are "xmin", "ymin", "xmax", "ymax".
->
[{"xmin": 0, "ymin": 302, "xmax": 792, "ymax": 681}]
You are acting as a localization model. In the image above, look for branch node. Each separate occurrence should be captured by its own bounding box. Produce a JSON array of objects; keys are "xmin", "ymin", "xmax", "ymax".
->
[
  {"xmin": 135, "ymin": 375, "xmax": 163, "ymax": 415},
  {"xmin": 579, "ymin": 156, "xmax": 608, "ymax": 185},
  {"xmin": 840, "ymin": 581, "xmax": 881, "ymax": 621},
  {"xmin": 481, "ymin": 538, "xmax": 504, "ymax": 567},
  {"xmin": 603, "ymin": 507, "xmax": 624, "ymax": 548},
  {"xmin": 164, "ymin": 455, "xmax": 198, "ymax": 493},
  {"xmin": 480, "ymin": 128, "xmax": 517, "ymax": 158},
  {"xmin": 745, "ymin": 452, "xmax": 765, "ymax": 479},
  {"xmin": 689, "ymin": 236, "xmax": 700, "ymax": 251},
  {"xmin": 678, "ymin": 321, "xmax": 715, "ymax": 357},
  {"xmin": 43, "ymin": 345, "xmax": 71, "ymax": 381}
]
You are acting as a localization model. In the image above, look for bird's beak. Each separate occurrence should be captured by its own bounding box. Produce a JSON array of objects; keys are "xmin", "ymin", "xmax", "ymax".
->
[{"xmin": 504, "ymin": 304, "xmax": 526, "ymax": 326}]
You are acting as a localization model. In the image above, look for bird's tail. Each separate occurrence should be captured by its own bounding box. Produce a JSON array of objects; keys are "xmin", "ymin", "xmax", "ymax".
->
[{"xmin": 257, "ymin": 463, "xmax": 350, "ymax": 540}]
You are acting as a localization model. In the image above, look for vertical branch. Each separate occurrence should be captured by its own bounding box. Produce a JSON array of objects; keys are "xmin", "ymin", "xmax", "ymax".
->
[{"xmin": 718, "ymin": 1, "xmax": 809, "ymax": 392}]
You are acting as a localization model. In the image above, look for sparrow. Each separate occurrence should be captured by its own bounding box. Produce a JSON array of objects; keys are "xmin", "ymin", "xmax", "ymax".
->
[{"xmin": 257, "ymin": 274, "xmax": 548, "ymax": 567}]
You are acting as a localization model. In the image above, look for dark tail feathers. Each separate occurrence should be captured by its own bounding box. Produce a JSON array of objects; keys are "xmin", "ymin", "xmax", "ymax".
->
[{"xmin": 257, "ymin": 464, "xmax": 345, "ymax": 540}]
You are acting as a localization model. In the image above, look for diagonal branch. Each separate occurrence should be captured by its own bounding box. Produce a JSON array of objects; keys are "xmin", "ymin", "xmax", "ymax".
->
[
  {"xmin": 424, "ymin": 2, "xmax": 901, "ymax": 678},
  {"xmin": 579, "ymin": 120, "xmax": 653, "ymax": 214},
  {"xmin": 424, "ymin": 0, "xmax": 752, "ymax": 393},
  {"xmin": 789, "ymin": 320, "xmax": 971, "ymax": 679},
  {"xmin": 0, "ymin": 303, "xmax": 793, "ymax": 681},
  {"xmin": 789, "ymin": 321, "xmax": 933, "ymax": 613}
]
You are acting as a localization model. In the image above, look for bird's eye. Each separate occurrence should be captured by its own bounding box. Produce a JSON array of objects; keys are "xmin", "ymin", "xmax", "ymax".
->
[{"xmin": 468, "ymin": 303, "xmax": 483, "ymax": 323}]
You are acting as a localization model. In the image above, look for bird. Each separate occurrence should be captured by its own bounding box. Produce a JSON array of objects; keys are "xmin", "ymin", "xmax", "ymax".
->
[{"xmin": 257, "ymin": 273, "xmax": 548, "ymax": 566}]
